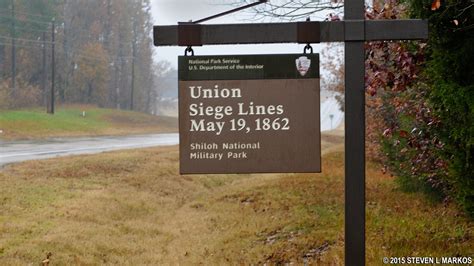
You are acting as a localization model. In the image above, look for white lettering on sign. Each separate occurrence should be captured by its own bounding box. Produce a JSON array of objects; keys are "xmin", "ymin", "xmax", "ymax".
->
[
  {"xmin": 190, "ymin": 85, "xmax": 242, "ymax": 99},
  {"xmin": 190, "ymin": 119, "xmax": 225, "ymax": 136},
  {"xmin": 188, "ymin": 84, "xmax": 290, "ymax": 135}
]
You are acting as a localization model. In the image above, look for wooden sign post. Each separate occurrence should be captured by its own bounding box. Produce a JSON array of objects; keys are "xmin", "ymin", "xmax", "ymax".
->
[{"xmin": 153, "ymin": 1, "xmax": 428, "ymax": 264}]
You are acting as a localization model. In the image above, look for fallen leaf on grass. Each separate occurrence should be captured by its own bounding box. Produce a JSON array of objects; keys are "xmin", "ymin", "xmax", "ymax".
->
[{"xmin": 431, "ymin": 0, "xmax": 441, "ymax": 11}]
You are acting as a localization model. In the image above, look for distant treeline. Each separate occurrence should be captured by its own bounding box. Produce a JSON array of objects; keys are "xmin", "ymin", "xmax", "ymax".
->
[{"xmin": 0, "ymin": 0, "xmax": 163, "ymax": 113}]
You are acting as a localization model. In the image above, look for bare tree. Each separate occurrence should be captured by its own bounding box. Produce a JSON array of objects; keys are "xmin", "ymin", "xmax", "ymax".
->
[{"xmin": 228, "ymin": 0, "xmax": 343, "ymax": 21}]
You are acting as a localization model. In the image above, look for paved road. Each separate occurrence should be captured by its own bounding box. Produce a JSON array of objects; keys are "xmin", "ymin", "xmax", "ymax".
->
[{"xmin": 0, "ymin": 133, "xmax": 179, "ymax": 166}]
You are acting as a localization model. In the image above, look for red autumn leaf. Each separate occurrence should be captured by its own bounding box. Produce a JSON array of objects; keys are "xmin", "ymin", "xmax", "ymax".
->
[
  {"xmin": 367, "ymin": 86, "xmax": 377, "ymax": 96},
  {"xmin": 399, "ymin": 130, "xmax": 409, "ymax": 138},
  {"xmin": 329, "ymin": 14, "xmax": 341, "ymax": 21},
  {"xmin": 431, "ymin": 0, "xmax": 441, "ymax": 11}
]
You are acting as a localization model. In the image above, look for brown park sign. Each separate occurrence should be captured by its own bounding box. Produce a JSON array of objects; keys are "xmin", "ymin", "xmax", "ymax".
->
[{"xmin": 178, "ymin": 54, "xmax": 321, "ymax": 174}]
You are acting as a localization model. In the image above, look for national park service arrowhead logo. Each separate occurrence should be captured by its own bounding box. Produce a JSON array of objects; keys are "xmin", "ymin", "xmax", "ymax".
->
[{"xmin": 296, "ymin": 56, "xmax": 311, "ymax": 76}]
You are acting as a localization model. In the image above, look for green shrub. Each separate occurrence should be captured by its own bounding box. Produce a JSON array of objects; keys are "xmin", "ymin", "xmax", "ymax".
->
[{"xmin": 406, "ymin": 0, "xmax": 474, "ymax": 217}]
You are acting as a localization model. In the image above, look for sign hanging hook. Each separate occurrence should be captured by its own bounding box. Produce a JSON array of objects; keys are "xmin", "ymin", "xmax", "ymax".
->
[
  {"xmin": 303, "ymin": 18, "xmax": 314, "ymax": 54},
  {"xmin": 184, "ymin": 46, "xmax": 194, "ymax": 56},
  {"xmin": 303, "ymin": 44, "xmax": 313, "ymax": 54}
]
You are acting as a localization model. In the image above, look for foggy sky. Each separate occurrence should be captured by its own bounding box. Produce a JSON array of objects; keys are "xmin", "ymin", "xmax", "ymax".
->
[{"xmin": 150, "ymin": 0, "xmax": 332, "ymax": 68}]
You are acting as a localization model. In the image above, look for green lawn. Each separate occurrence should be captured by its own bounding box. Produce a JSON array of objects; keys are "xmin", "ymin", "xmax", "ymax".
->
[{"xmin": 0, "ymin": 105, "xmax": 177, "ymax": 140}]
